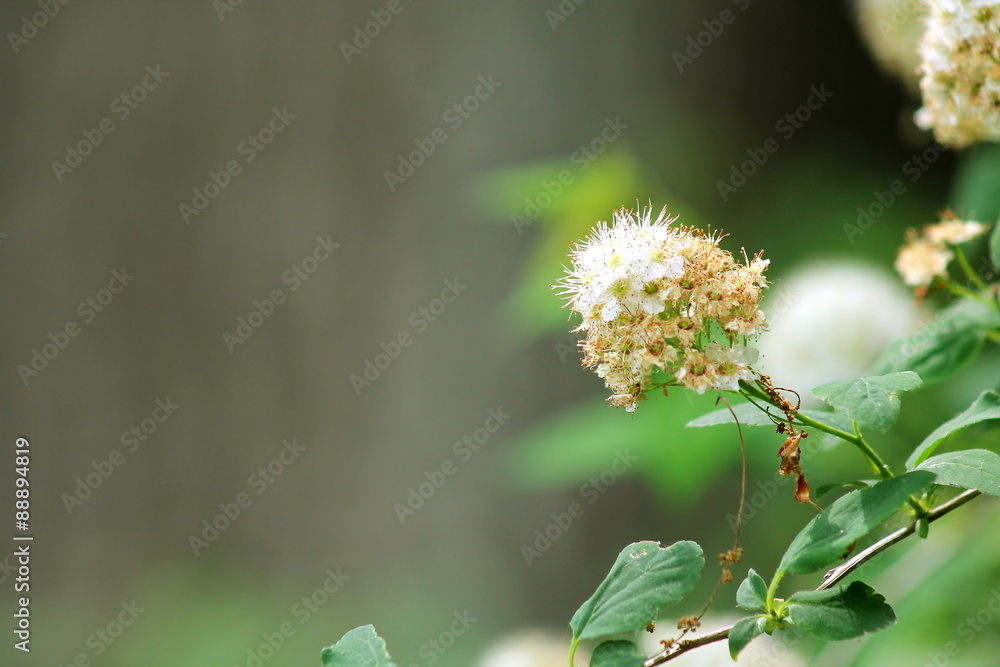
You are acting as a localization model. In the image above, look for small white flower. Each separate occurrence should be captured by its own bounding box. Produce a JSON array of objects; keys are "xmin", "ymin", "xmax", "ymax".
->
[
  {"xmin": 895, "ymin": 236, "xmax": 954, "ymax": 286},
  {"xmin": 924, "ymin": 217, "xmax": 989, "ymax": 244},
  {"xmin": 675, "ymin": 348, "xmax": 717, "ymax": 394},
  {"xmin": 893, "ymin": 213, "xmax": 991, "ymax": 287},
  {"xmin": 706, "ymin": 342, "xmax": 759, "ymax": 392}
]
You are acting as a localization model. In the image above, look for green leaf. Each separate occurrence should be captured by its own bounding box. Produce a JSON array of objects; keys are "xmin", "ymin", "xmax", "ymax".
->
[
  {"xmin": 321, "ymin": 625, "xmax": 399, "ymax": 667},
  {"xmin": 570, "ymin": 541, "xmax": 704, "ymax": 642},
  {"xmin": 938, "ymin": 295, "xmax": 1000, "ymax": 330},
  {"xmin": 873, "ymin": 312, "xmax": 986, "ymax": 386},
  {"xmin": 728, "ymin": 616, "xmax": 767, "ymax": 660},
  {"xmin": 907, "ymin": 390, "xmax": 1000, "ymax": 468},
  {"xmin": 814, "ymin": 480, "xmax": 873, "ymax": 498},
  {"xmin": 811, "ymin": 372, "xmax": 922, "ymax": 432},
  {"xmin": 736, "ymin": 569, "xmax": 768, "ymax": 611},
  {"xmin": 786, "ymin": 581, "xmax": 896, "ymax": 641},
  {"xmin": 590, "ymin": 640, "xmax": 645, "ymax": 667},
  {"xmin": 687, "ymin": 404, "xmax": 855, "ymax": 435},
  {"xmin": 686, "ymin": 402, "xmax": 776, "ymax": 427},
  {"xmin": 778, "ymin": 472, "xmax": 935, "ymax": 575},
  {"xmin": 917, "ymin": 449, "xmax": 1000, "ymax": 496}
]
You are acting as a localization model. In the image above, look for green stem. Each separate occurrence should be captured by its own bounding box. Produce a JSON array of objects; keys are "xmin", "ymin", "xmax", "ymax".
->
[
  {"xmin": 765, "ymin": 570, "xmax": 785, "ymax": 614},
  {"xmin": 850, "ymin": 421, "xmax": 894, "ymax": 480},
  {"xmin": 569, "ymin": 637, "xmax": 579, "ymax": 666},
  {"xmin": 784, "ymin": 409, "xmax": 857, "ymax": 444},
  {"xmin": 941, "ymin": 279, "xmax": 996, "ymax": 310},
  {"xmin": 953, "ymin": 245, "xmax": 989, "ymax": 291},
  {"xmin": 842, "ymin": 423, "xmax": 928, "ymax": 515},
  {"xmin": 740, "ymin": 382, "xmax": 894, "ymax": 479}
]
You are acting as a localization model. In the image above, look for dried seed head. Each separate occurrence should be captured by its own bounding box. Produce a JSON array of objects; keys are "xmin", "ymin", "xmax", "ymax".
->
[{"xmin": 676, "ymin": 615, "xmax": 702, "ymax": 631}]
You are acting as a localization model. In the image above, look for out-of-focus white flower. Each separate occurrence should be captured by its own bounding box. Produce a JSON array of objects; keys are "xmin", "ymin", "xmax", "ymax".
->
[
  {"xmin": 894, "ymin": 213, "xmax": 990, "ymax": 287},
  {"xmin": 556, "ymin": 205, "xmax": 769, "ymax": 411},
  {"xmin": 757, "ymin": 262, "xmax": 921, "ymax": 402},
  {"xmin": 895, "ymin": 235, "xmax": 954, "ymax": 286},
  {"xmin": 854, "ymin": 0, "xmax": 928, "ymax": 92},
  {"xmin": 924, "ymin": 217, "xmax": 989, "ymax": 244},
  {"xmin": 476, "ymin": 631, "xmax": 574, "ymax": 667},
  {"xmin": 915, "ymin": 0, "xmax": 1000, "ymax": 148}
]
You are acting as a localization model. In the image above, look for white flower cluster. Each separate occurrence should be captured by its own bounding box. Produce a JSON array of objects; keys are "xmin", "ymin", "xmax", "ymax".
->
[
  {"xmin": 557, "ymin": 205, "xmax": 768, "ymax": 411},
  {"xmin": 895, "ymin": 212, "xmax": 989, "ymax": 286},
  {"xmin": 915, "ymin": 0, "xmax": 1000, "ymax": 148}
]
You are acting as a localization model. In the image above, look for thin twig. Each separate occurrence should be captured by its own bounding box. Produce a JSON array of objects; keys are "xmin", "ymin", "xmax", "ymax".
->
[
  {"xmin": 643, "ymin": 488, "xmax": 983, "ymax": 666},
  {"xmin": 670, "ymin": 396, "xmax": 749, "ymax": 645},
  {"xmin": 725, "ymin": 395, "xmax": 748, "ymax": 549},
  {"xmin": 818, "ymin": 489, "xmax": 980, "ymax": 590}
]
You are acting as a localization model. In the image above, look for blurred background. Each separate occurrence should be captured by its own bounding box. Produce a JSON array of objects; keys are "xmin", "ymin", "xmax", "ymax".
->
[{"xmin": 2, "ymin": 0, "xmax": 1000, "ymax": 665}]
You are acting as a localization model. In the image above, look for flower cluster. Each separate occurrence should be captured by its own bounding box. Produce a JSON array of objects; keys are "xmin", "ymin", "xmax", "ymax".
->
[
  {"xmin": 556, "ymin": 205, "xmax": 768, "ymax": 411},
  {"xmin": 894, "ymin": 212, "xmax": 989, "ymax": 286},
  {"xmin": 914, "ymin": 0, "xmax": 1000, "ymax": 148}
]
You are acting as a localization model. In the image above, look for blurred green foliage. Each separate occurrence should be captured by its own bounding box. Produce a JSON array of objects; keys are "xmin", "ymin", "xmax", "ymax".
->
[{"xmin": 477, "ymin": 122, "xmax": 1000, "ymax": 664}]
